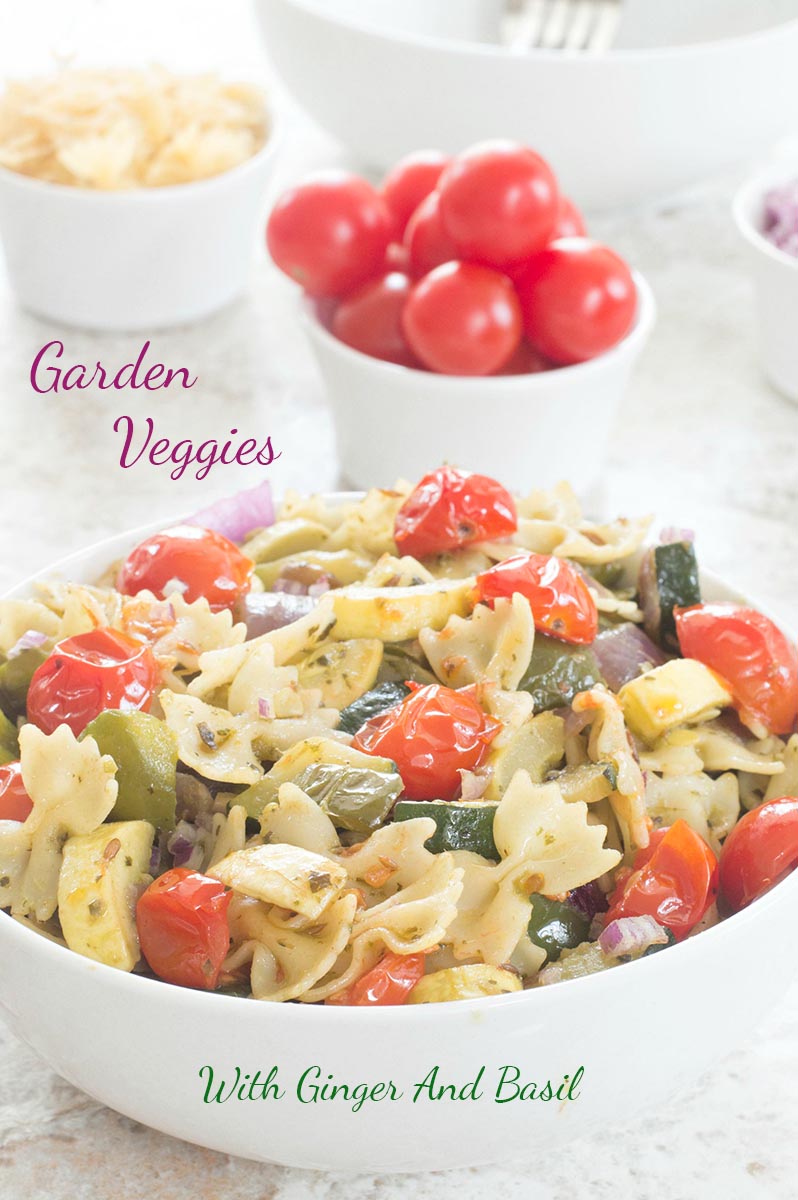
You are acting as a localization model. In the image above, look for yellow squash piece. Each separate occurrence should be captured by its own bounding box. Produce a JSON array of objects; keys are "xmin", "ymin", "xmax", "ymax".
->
[
  {"xmin": 211, "ymin": 843, "xmax": 347, "ymax": 920},
  {"xmin": 57, "ymin": 820, "xmax": 154, "ymax": 972},
  {"xmin": 619, "ymin": 658, "xmax": 732, "ymax": 743},
  {"xmin": 297, "ymin": 639, "xmax": 383, "ymax": 709},
  {"xmin": 329, "ymin": 577, "xmax": 475, "ymax": 642},
  {"xmin": 255, "ymin": 549, "xmax": 373, "ymax": 590},
  {"xmin": 242, "ymin": 518, "xmax": 330, "ymax": 564},
  {"xmin": 408, "ymin": 964, "xmax": 522, "ymax": 1004}
]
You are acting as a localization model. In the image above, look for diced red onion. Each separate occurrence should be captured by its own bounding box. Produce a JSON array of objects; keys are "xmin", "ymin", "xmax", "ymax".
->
[
  {"xmin": 458, "ymin": 767, "xmax": 493, "ymax": 801},
  {"xmin": 272, "ymin": 578, "xmax": 308, "ymax": 596},
  {"xmin": 567, "ymin": 881, "xmax": 608, "ymax": 921},
  {"xmin": 763, "ymin": 181, "xmax": 798, "ymax": 257},
  {"xmin": 8, "ymin": 629, "xmax": 49, "ymax": 658},
  {"xmin": 233, "ymin": 592, "xmax": 315, "ymax": 639},
  {"xmin": 594, "ymin": 623, "xmax": 668, "ymax": 691},
  {"xmin": 187, "ymin": 479, "xmax": 274, "ymax": 544},
  {"xmin": 307, "ymin": 575, "xmax": 334, "ymax": 599},
  {"xmin": 258, "ymin": 697, "xmax": 273, "ymax": 720},
  {"xmin": 659, "ymin": 527, "xmax": 694, "ymax": 544},
  {"xmin": 563, "ymin": 707, "xmax": 595, "ymax": 738},
  {"xmin": 598, "ymin": 914, "xmax": 669, "ymax": 958}
]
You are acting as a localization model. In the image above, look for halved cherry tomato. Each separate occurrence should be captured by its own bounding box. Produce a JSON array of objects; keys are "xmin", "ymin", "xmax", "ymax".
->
[
  {"xmin": 117, "ymin": 525, "xmax": 253, "ymax": 613},
  {"xmin": 674, "ymin": 603, "xmax": 798, "ymax": 736},
  {"xmin": 394, "ymin": 465, "xmax": 517, "ymax": 558},
  {"xmin": 475, "ymin": 552, "xmax": 598, "ymax": 644},
  {"xmin": 266, "ymin": 171, "xmax": 391, "ymax": 298},
  {"xmin": 606, "ymin": 819, "xmax": 718, "ymax": 940},
  {"xmin": 353, "ymin": 683, "xmax": 501, "ymax": 801},
  {"xmin": 137, "ymin": 868, "xmax": 232, "ymax": 991},
  {"xmin": 719, "ymin": 796, "xmax": 798, "ymax": 912},
  {"xmin": 402, "ymin": 261, "xmax": 522, "ymax": 376},
  {"xmin": 380, "ymin": 150, "xmax": 450, "ymax": 240},
  {"xmin": 27, "ymin": 628, "xmax": 159, "ymax": 737},
  {"xmin": 437, "ymin": 141, "xmax": 559, "ymax": 268},
  {"xmin": 403, "ymin": 191, "xmax": 460, "ymax": 278},
  {"xmin": 0, "ymin": 762, "xmax": 33, "ymax": 823},
  {"xmin": 326, "ymin": 951, "xmax": 426, "ymax": 1006},
  {"xmin": 331, "ymin": 272, "xmax": 418, "ymax": 367}
]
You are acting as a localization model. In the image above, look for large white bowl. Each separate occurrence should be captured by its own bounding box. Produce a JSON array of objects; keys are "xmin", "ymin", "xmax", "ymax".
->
[
  {"xmin": 302, "ymin": 272, "xmax": 655, "ymax": 494},
  {"xmin": 0, "ymin": 520, "xmax": 796, "ymax": 1172},
  {"xmin": 254, "ymin": 0, "xmax": 798, "ymax": 211}
]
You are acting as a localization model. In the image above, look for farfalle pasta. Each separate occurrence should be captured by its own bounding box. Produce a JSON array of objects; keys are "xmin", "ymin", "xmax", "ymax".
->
[{"xmin": 1, "ymin": 468, "xmax": 797, "ymax": 1006}]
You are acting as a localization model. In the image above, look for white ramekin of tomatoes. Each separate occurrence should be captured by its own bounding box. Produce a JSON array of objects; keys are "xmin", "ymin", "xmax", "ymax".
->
[{"xmin": 265, "ymin": 140, "xmax": 655, "ymax": 491}]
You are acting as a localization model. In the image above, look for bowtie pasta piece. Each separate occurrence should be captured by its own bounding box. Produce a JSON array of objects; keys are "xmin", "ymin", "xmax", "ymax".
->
[
  {"xmin": 572, "ymin": 687, "xmax": 649, "ymax": 854},
  {"xmin": 420, "ymin": 594, "xmax": 534, "ymax": 691},
  {"xmin": 211, "ymin": 842, "xmax": 348, "ymax": 921}
]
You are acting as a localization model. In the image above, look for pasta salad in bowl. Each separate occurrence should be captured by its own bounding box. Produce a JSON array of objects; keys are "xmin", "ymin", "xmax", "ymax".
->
[{"xmin": 0, "ymin": 468, "xmax": 796, "ymax": 1169}]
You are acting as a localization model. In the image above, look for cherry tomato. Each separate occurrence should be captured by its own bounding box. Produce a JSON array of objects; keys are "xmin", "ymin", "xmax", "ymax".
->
[
  {"xmin": 402, "ymin": 261, "xmax": 522, "ymax": 376},
  {"xmin": 326, "ymin": 951, "xmax": 426, "ymax": 1006},
  {"xmin": 266, "ymin": 172, "xmax": 391, "ymax": 298},
  {"xmin": 514, "ymin": 238, "xmax": 637, "ymax": 365},
  {"xmin": 497, "ymin": 340, "xmax": 551, "ymax": 375},
  {"xmin": 353, "ymin": 683, "xmax": 501, "ymax": 801},
  {"xmin": 137, "ymin": 868, "xmax": 232, "ymax": 990},
  {"xmin": 0, "ymin": 762, "xmax": 33, "ymax": 823},
  {"xmin": 403, "ymin": 191, "xmax": 459, "ymax": 278},
  {"xmin": 331, "ymin": 272, "xmax": 418, "ymax": 367},
  {"xmin": 606, "ymin": 820, "xmax": 718, "ymax": 940},
  {"xmin": 27, "ymin": 628, "xmax": 159, "ymax": 737},
  {"xmin": 551, "ymin": 195, "xmax": 587, "ymax": 239},
  {"xmin": 394, "ymin": 465, "xmax": 517, "ymax": 558},
  {"xmin": 475, "ymin": 552, "xmax": 598, "ymax": 644},
  {"xmin": 117, "ymin": 525, "xmax": 253, "ymax": 613},
  {"xmin": 719, "ymin": 797, "xmax": 798, "ymax": 912},
  {"xmin": 674, "ymin": 603, "xmax": 798, "ymax": 736},
  {"xmin": 384, "ymin": 241, "xmax": 411, "ymax": 272},
  {"xmin": 380, "ymin": 150, "xmax": 450, "ymax": 240},
  {"xmin": 437, "ymin": 141, "xmax": 559, "ymax": 268}
]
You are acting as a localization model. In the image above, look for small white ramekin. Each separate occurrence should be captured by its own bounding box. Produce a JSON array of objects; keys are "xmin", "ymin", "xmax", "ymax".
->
[
  {"xmin": 0, "ymin": 126, "xmax": 280, "ymax": 331},
  {"xmin": 733, "ymin": 162, "xmax": 798, "ymax": 403},
  {"xmin": 301, "ymin": 271, "xmax": 656, "ymax": 493}
]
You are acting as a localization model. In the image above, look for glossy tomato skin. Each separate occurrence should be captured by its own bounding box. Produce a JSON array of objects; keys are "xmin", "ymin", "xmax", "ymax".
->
[
  {"xmin": 380, "ymin": 150, "xmax": 450, "ymax": 240},
  {"xmin": 331, "ymin": 272, "xmax": 419, "ymax": 367},
  {"xmin": 475, "ymin": 552, "xmax": 598, "ymax": 644},
  {"xmin": 326, "ymin": 951, "xmax": 426, "ymax": 1006},
  {"xmin": 0, "ymin": 762, "xmax": 33, "ymax": 822},
  {"xmin": 401, "ymin": 261, "xmax": 522, "ymax": 376},
  {"xmin": 27, "ymin": 628, "xmax": 159, "ymax": 737},
  {"xmin": 266, "ymin": 172, "xmax": 391, "ymax": 298},
  {"xmin": 137, "ymin": 868, "xmax": 232, "ymax": 990},
  {"xmin": 552, "ymin": 195, "xmax": 587, "ymax": 239},
  {"xmin": 403, "ymin": 191, "xmax": 460, "ymax": 278},
  {"xmin": 515, "ymin": 238, "xmax": 637, "ymax": 365},
  {"xmin": 675, "ymin": 603, "xmax": 798, "ymax": 735},
  {"xmin": 353, "ymin": 683, "xmax": 501, "ymax": 801},
  {"xmin": 497, "ymin": 340, "xmax": 551, "ymax": 376},
  {"xmin": 606, "ymin": 820, "xmax": 718, "ymax": 940},
  {"xmin": 720, "ymin": 797, "xmax": 798, "ymax": 912},
  {"xmin": 117, "ymin": 525, "xmax": 253, "ymax": 613},
  {"xmin": 438, "ymin": 141, "xmax": 559, "ymax": 268},
  {"xmin": 394, "ymin": 465, "xmax": 517, "ymax": 558}
]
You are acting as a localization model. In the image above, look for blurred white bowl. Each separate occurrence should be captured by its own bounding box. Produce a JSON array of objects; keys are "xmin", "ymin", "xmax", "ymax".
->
[
  {"xmin": 301, "ymin": 272, "xmax": 655, "ymax": 493},
  {"xmin": 733, "ymin": 161, "xmax": 798, "ymax": 403},
  {"xmin": 0, "ymin": 129, "xmax": 280, "ymax": 332},
  {"xmin": 254, "ymin": 0, "xmax": 798, "ymax": 211},
  {"xmin": 0, "ymin": 524, "xmax": 797, "ymax": 1171}
]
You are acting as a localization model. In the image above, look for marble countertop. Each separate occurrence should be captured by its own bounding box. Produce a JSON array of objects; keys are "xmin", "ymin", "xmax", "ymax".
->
[{"xmin": 2, "ymin": 3, "xmax": 798, "ymax": 1196}]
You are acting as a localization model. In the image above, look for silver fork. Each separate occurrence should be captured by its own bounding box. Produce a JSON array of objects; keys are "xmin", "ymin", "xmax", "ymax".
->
[{"xmin": 506, "ymin": 0, "xmax": 623, "ymax": 52}]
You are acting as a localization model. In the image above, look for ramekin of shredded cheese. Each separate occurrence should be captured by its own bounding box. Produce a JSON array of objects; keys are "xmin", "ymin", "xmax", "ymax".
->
[{"xmin": 0, "ymin": 67, "xmax": 278, "ymax": 329}]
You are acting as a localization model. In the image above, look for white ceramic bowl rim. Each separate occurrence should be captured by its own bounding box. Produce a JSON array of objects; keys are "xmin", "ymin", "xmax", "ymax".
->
[
  {"xmin": 3, "ymin": 516, "xmax": 797, "ymax": 1016},
  {"xmin": 733, "ymin": 161, "xmax": 798, "ymax": 270},
  {"xmin": 281, "ymin": 0, "xmax": 798, "ymax": 60},
  {"xmin": 0, "ymin": 116, "xmax": 280, "ymax": 204},
  {"xmin": 302, "ymin": 268, "xmax": 656, "ymax": 388}
]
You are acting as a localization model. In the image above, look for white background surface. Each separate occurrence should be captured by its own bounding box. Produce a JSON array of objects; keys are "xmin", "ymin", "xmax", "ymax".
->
[{"xmin": 1, "ymin": 1, "xmax": 798, "ymax": 1195}]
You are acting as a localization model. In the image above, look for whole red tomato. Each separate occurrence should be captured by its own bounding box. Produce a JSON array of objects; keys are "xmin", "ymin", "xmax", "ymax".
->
[
  {"xmin": 380, "ymin": 150, "xmax": 450, "ymax": 240},
  {"xmin": 137, "ymin": 868, "xmax": 232, "ymax": 990},
  {"xmin": 117, "ymin": 525, "xmax": 253, "ymax": 613},
  {"xmin": 394, "ymin": 465, "xmax": 517, "ymax": 558},
  {"xmin": 719, "ymin": 797, "xmax": 798, "ymax": 912},
  {"xmin": 475, "ymin": 552, "xmax": 598, "ymax": 644},
  {"xmin": 331, "ymin": 272, "xmax": 418, "ymax": 367},
  {"xmin": 606, "ymin": 820, "xmax": 718, "ymax": 940},
  {"xmin": 674, "ymin": 603, "xmax": 798, "ymax": 735},
  {"xmin": 403, "ymin": 191, "xmax": 459, "ymax": 278},
  {"xmin": 266, "ymin": 172, "xmax": 391, "ymax": 298},
  {"xmin": 497, "ymin": 340, "xmax": 551, "ymax": 375},
  {"xmin": 27, "ymin": 628, "xmax": 159, "ymax": 737},
  {"xmin": 552, "ymin": 195, "xmax": 587, "ymax": 239},
  {"xmin": 515, "ymin": 238, "xmax": 637, "ymax": 365},
  {"xmin": 0, "ymin": 762, "xmax": 33, "ymax": 822},
  {"xmin": 353, "ymin": 683, "xmax": 501, "ymax": 801},
  {"xmin": 437, "ymin": 141, "xmax": 559, "ymax": 268},
  {"xmin": 326, "ymin": 952, "xmax": 426, "ymax": 1006},
  {"xmin": 402, "ymin": 261, "xmax": 522, "ymax": 376}
]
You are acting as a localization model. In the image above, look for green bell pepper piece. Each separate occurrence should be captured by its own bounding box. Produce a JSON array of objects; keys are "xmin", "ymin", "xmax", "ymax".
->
[
  {"xmin": 82, "ymin": 710, "xmax": 178, "ymax": 831},
  {"xmin": 0, "ymin": 709, "xmax": 18, "ymax": 765},
  {"xmin": 0, "ymin": 648, "xmax": 48, "ymax": 721},
  {"xmin": 528, "ymin": 894, "xmax": 591, "ymax": 962},
  {"xmin": 519, "ymin": 634, "xmax": 603, "ymax": 712},
  {"xmin": 292, "ymin": 762, "xmax": 403, "ymax": 834}
]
